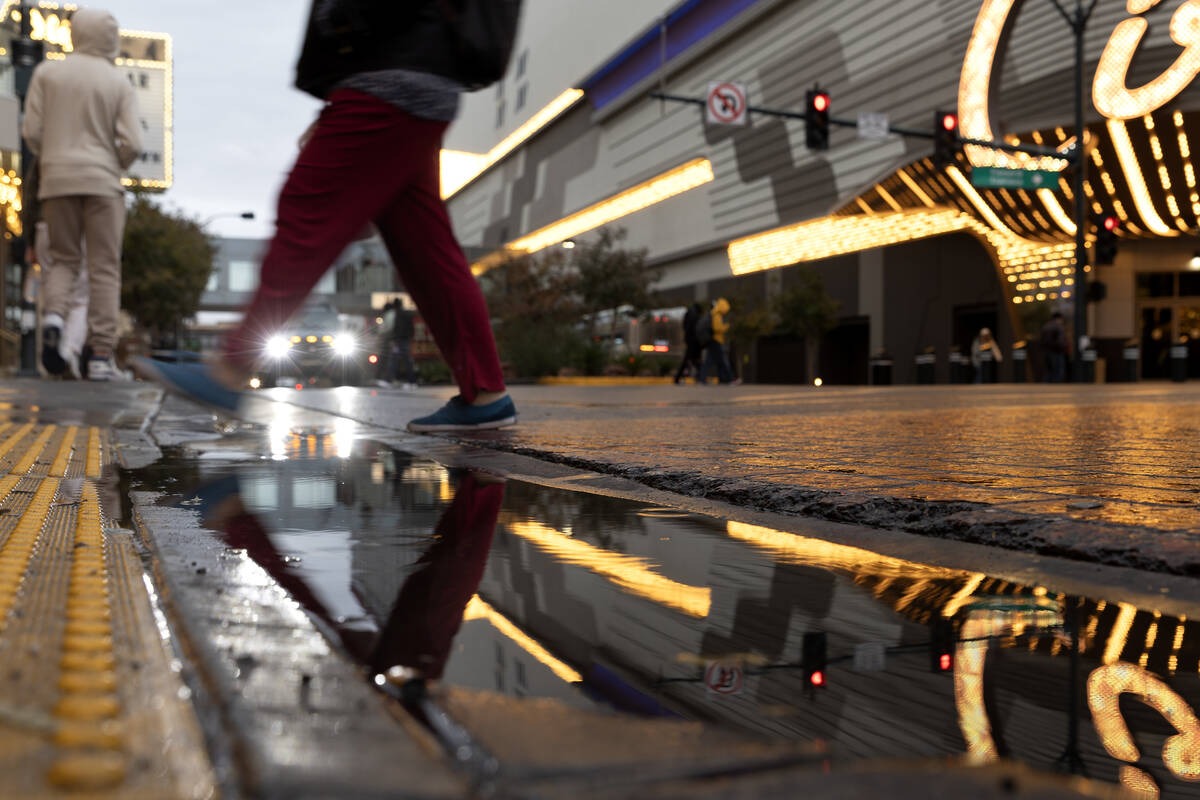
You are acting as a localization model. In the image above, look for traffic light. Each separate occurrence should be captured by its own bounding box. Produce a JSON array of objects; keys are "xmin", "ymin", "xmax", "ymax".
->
[
  {"xmin": 805, "ymin": 89, "xmax": 830, "ymax": 151},
  {"xmin": 1095, "ymin": 212, "xmax": 1119, "ymax": 265},
  {"xmin": 933, "ymin": 110, "xmax": 959, "ymax": 167},
  {"xmin": 803, "ymin": 631, "xmax": 827, "ymax": 688},
  {"xmin": 930, "ymin": 620, "xmax": 955, "ymax": 673}
]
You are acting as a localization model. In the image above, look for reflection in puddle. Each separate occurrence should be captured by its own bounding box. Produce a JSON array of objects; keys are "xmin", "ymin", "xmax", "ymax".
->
[{"xmin": 130, "ymin": 439, "xmax": 1200, "ymax": 797}]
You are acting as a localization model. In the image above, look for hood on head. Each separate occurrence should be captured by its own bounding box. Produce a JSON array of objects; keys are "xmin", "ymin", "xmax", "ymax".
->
[
  {"xmin": 70, "ymin": 8, "xmax": 120, "ymax": 60},
  {"xmin": 714, "ymin": 298, "xmax": 730, "ymax": 314}
]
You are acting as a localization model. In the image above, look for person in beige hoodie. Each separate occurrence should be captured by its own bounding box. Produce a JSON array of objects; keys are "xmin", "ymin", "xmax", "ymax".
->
[{"xmin": 22, "ymin": 7, "xmax": 141, "ymax": 381}]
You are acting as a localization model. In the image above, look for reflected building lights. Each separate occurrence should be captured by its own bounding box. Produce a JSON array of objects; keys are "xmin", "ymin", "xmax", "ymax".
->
[
  {"xmin": 505, "ymin": 518, "xmax": 711, "ymax": 617},
  {"xmin": 463, "ymin": 596, "xmax": 582, "ymax": 683}
]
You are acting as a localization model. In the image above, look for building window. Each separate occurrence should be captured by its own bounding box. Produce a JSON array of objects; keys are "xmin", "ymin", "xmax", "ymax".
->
[
  {"xmin": 516, "ymin": 50, "xmax": 528, "ymax": 78},
  {"xmin": 1136, "ymin": 272, "xmax": 1176, "ymax": 298},
  {"xmin": 495, "ymin": 99, "xmax": 505, "ymax": 129},
  {"xmin": 515, "ymin": 83, "xmax": 527, "ymax": 112},
  {"xmin": 227, "ymin": 260, "xmax": 256, "ymax": 292}
]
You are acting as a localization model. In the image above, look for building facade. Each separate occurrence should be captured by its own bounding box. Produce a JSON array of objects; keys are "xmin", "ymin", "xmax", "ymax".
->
[{"xmin": 445, "ymin": 0, "xmax": 1200, "ymax": 383}]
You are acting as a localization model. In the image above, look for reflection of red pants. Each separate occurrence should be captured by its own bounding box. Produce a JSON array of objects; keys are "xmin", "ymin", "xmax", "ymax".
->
[{"xmin": 224, "ymin": 90, "xmax": 504, "ymax": 403}]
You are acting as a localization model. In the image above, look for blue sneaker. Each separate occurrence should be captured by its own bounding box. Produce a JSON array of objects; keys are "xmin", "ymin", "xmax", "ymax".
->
[
  {"xmin": 407, "ymin": 395, "xmax": 517, "ymax": 432},
  {"xmin": 132, "ymin": 357, "xmax": 243, "ymax": 416}
]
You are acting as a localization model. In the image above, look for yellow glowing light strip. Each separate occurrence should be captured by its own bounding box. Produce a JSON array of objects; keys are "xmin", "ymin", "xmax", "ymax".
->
[
  {"xmin": 505, "ymin": 519, "xmax": 711, "ymax": 618},
  {"xmin": 725, "ymin": 521, "xmax": 976, "ymax": 582},
  {"xmin": 1104, "ymin": 603, "xmax": 1137, "ymax": 665},
  {"xmin": 947, "ymin": 165, "xmax": 1015, "ymax": 234},
  {"xmin": 473, "ymin": 158, "xmax": 714, "ymax": 273},
  {"xmin": 875, "ymin": 184, "xmax": 903, "ymax": 213},
  {"xmin": 445, "ymin": 88, "xmax": 584, "ymax": 199},
  {"xmin": 1036, "ymin": 189, "xmax": 1076, "ymax": 235},
  {"xmin": 897, "ymin": 169, "xmax": 936, "ymax": 208},
  {"xmin": 463, "ymin": 595, "xmax": 582, "ymax": 683},
  {"xmin": 440, "ymin": 149, "xmax": 488, "ymax": 198},
  {"xmin": 1108, "ymin": 118, "xmax": 1175, "ymax": 236},
  {"xmin": 941, "ymin": 574, "xmax": 987, "ymax": 618}
]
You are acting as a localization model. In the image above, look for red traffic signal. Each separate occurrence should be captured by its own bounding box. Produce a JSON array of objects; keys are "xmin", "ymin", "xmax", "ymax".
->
[
  {"xmin": 809, "ymin": 669, "xmax": 825, "ymax": 687},
  {"xmin": 940, "ymin": 112, "xmax": 958, "ymax": 132},
  {"xmin": 939, "ymin": 652, "xmax": 953, "ymax": 672},
  {"xmin": 812, "ymin": 92, "xmax": 829, "ymax": 113},
  {"xmin": 933, "ymin": 110, "xmax": 960, "ymax": 167},
  {"xmin": 1102, "ymin": 214, "xmax": 1118, "ymax": 232},
  {"xmin": 805, "ymin": 89, "xmax": 830, "ymax": 150}
]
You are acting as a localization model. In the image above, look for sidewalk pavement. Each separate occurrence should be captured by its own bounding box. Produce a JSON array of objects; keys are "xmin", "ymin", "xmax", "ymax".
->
[{"xmin": 276, "ymin": 381, "xmax": 1200, "ymax": 573}]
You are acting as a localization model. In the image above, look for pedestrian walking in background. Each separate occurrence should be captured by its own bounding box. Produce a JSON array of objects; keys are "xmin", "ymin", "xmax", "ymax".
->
[
  {"xmin": 137, "ymin": 0, "xmax": 522, "ymax": 432},
  {"xmin": 970, "ymin": 326, "xmax": 1003, "ymax": 383},
  {"xmin": 1039, "ymin": 311, "xmax": 1069, "ymax": 382},
  {"xmin": 22, "ymin": 8, "xmax": 141, "ymax": 381},
  {"xmin": 386, "ymin": 298, "xmax": 418, "ymax": 387},
  {"xmin": 697, "ymin": 297, "xmax": 738, "ymax": 385},
  {"xmin": 673, "ymin": 302, "xmax": 703, "ymax": 384}
]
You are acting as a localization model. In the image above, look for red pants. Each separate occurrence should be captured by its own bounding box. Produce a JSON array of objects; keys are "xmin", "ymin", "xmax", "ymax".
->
[{"xmin": 224, "ymin": 90, "xmax": 505, "ymax": 403}]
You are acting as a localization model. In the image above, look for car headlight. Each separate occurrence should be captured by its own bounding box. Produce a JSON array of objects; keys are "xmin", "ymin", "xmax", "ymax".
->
[
  {"xmin": 266, "ymin": 335, "xmax": 292, "ymax": 359},
  {"xmin": 331, "ymin": 334, "xmax": 356, "ymax": 356}
]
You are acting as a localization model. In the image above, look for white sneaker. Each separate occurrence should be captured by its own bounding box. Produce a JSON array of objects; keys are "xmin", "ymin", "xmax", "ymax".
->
[{"xmin": 87, "ymin": 358, "xmax": 129, "ymax": 381}]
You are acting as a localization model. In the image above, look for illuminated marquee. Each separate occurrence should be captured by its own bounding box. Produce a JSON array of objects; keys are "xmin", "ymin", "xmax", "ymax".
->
[
  {"xmin": 960, "ymin": 0, "xmax": 1200, "ymax": 174},
  {"xmin": 2, "ymin": 2, "xmax": 172, "ymax": 190}
]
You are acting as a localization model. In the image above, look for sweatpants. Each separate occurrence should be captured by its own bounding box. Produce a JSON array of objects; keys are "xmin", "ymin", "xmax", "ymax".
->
[
  {"xmin": 41, "ymin": 194, "xmax": 125, "ymax": 355},
  {"xmin": 224, "ymin": 89, "xmax": 505, "ymax": 404}
]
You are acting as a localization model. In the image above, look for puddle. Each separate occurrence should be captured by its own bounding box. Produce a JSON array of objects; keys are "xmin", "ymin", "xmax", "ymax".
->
[{"xmin": 128, "ymin": 433, "xmax": 1200, "ymax": 798}]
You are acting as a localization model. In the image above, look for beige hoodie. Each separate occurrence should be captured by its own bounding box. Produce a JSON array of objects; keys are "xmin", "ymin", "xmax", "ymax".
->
[{"xmin": 21, "ymin": 8, "xmax": 141, "ymax": 199}]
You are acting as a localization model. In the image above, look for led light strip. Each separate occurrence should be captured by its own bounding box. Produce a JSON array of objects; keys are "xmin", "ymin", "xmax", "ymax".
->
[
  {"xmin": 1143, "ymin": 114, "xmax": 1189, "ymax": 231},
  {"xmin": 444, "ymin": 89, "xmax": 585, "ymax": 199},
  {"xmin": 472, "ymin": 158, "xmax": 715, "ymax": 273},
  {"xmin": 1037, "ymin": 189, "xmax": 1076, "ymax": 235},
  {"xmin": 1109, "ymin": 118, "xmax": 1176, "ymax": 236},
  {"xmin": 898, "ymin": 169, "xmax": 936, "ymax": 207},
  {"xmin": 875, "ymin": 184, "xmax": 903, "ymax": 212},
  {"xmin": 1174, "ymin": 111, "xmax": 1200, "ymax": 220}
]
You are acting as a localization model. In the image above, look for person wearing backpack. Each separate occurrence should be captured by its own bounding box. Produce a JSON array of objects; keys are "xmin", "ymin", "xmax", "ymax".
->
[
  {"xmin": 136, "ymin": 0, "xmax": 523, "ymax": 431},
  {"xmin": 697, "ymin": 298, "xmax": 737, "ymax": 385},
  {"xmin": 673, "ymin": 302, "xmax": 704, "ymax": 384}
]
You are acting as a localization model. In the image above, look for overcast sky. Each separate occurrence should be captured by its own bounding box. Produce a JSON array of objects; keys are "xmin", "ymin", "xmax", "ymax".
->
[{"xmin": 98, "ymin": 1, "xmax": 321, "ymax": 240}]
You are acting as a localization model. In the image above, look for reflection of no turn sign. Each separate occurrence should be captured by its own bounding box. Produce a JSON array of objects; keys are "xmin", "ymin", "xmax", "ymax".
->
[
  {"xmin": 704, "ymin": 660, "xmax": 744, "ymax": 696},
  {"xmin": 706, "ymin": 81, "xmax": 748, "ymax": 126}
]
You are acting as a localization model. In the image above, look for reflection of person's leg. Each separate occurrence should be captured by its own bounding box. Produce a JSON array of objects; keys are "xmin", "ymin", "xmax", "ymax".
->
[
  {"xmin": 374, "ymin": 118, "xmax": 504, "ymax": 404},
  {"xmin": 223, "ymin": 91, "xmax": 415, "ymax": 373},
  {"xmin": 81, "ymin": 196, "xmax": 124, "ymax": 359},
  {"xmin": 369, "ymin": 473, "xmax": 503, "ymax": 678}
]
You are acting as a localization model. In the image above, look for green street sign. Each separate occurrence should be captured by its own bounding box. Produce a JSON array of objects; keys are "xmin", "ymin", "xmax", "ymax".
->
[{"xmin": 970, "ymin": 166, "xmax": 1060, "ymax": 190}]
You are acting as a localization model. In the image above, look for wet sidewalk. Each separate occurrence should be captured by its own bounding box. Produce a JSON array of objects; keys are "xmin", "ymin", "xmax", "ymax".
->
[
  {"xmin": 3, "ymin": 376, "xmax": 1197, "ymax": 797},
  {"xmin": 276, "ymin": 381, "xmax": 1200, "ymax": 573}
]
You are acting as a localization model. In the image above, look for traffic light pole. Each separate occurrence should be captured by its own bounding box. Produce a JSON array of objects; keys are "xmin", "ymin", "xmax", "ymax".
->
[{"xmin": 1049, "ymin": 0, "xmax": 1100, "ymax": 381}]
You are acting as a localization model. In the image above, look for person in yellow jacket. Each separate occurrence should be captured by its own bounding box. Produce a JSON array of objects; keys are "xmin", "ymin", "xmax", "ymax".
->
[{"xmin": 697, "ymin": 297, "xmax": 738, "ymax": 384}]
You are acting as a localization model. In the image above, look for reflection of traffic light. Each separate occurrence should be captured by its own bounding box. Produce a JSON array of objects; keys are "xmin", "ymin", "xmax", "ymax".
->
[
  {"xmin": 803, "ymin": 631, "xmax": 827, "ymax": 687},
  {"xmin": 931, "ymin": 620, "xmax": 955, "ymax": 673},
  {"xmin": 933, "ymin": 110, "xmax": 959, "ymax": 167},
  {"xmin": 1095, "ymin": 212, "xmax": 1119, "ymax": 265},
  {"xmin": 805, "ymin": 89, "xmax": 830, "ymax": 151}
]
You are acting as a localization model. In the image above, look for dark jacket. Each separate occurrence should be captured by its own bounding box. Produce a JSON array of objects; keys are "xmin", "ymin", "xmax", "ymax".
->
[
  {"xmin": 295, "ymin": 0, "xmax": 457, "ymax": 100},
  {"xmin": 1039, "ymin": 318, "xmax": 1067, "ymax": 355}
]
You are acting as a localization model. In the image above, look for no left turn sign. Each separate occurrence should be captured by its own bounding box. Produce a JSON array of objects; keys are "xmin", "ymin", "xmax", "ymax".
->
[{"xmin": 706, "ymin": 81, "xmax": 748, "ymax": 126}]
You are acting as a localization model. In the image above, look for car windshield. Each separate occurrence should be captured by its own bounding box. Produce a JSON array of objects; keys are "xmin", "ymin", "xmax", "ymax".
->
[{"xmin": 289, "ymin": 306, "xmax": 339, "ymax": 332}]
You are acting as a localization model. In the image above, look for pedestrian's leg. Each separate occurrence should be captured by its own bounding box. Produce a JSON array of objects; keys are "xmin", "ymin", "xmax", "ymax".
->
[
  {"xmin": 80, "ymin": 196, "xmax": 126, "ymax": 357},
  {"xmin": 374, "ymin": 121, "xmax": 505, "ymax": 404},
  {"xmin": 223, "ymin": 91, "xmax": 421, "ymax": 373},
  {"xmin": 718, "ymin": 344, "xmax": 734, "ymax": 383},
  {"xmin": 62, "ymin": 265, "xmax": 89, "ymax": 376},
  {"xmin": 41, "ymin": 197, "xmax": 85, "ymax": 321},
  {"xmin": 698, "ymin": 344, "xmax": 713, "ymax": 383},
  {"xmin": 400, "ymin": 340, "xmax": 416, "ymax": 384}
]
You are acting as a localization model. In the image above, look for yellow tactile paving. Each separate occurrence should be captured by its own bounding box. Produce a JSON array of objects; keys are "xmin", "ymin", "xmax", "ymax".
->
[
  {"xmin": 85, "ymin": 428, "xmax": 101, "ymax": 479},
  {"xmin": 0, "ymin": 420, "xmax": 216, "ymax": 798},
  {"xmin": 13, "ymin": 425, "xmax": 57, "ymax": 475},
  {"xmin": 0, "ymin": 478, "xmax": 59, "ymax": 628},
  {"xmin": 0, "ymin": 422, "xmax": 36, "ymax": 461},
  {"xmin": 47, "ymin": 427, "xmax": 77, "ymax": 479}
]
